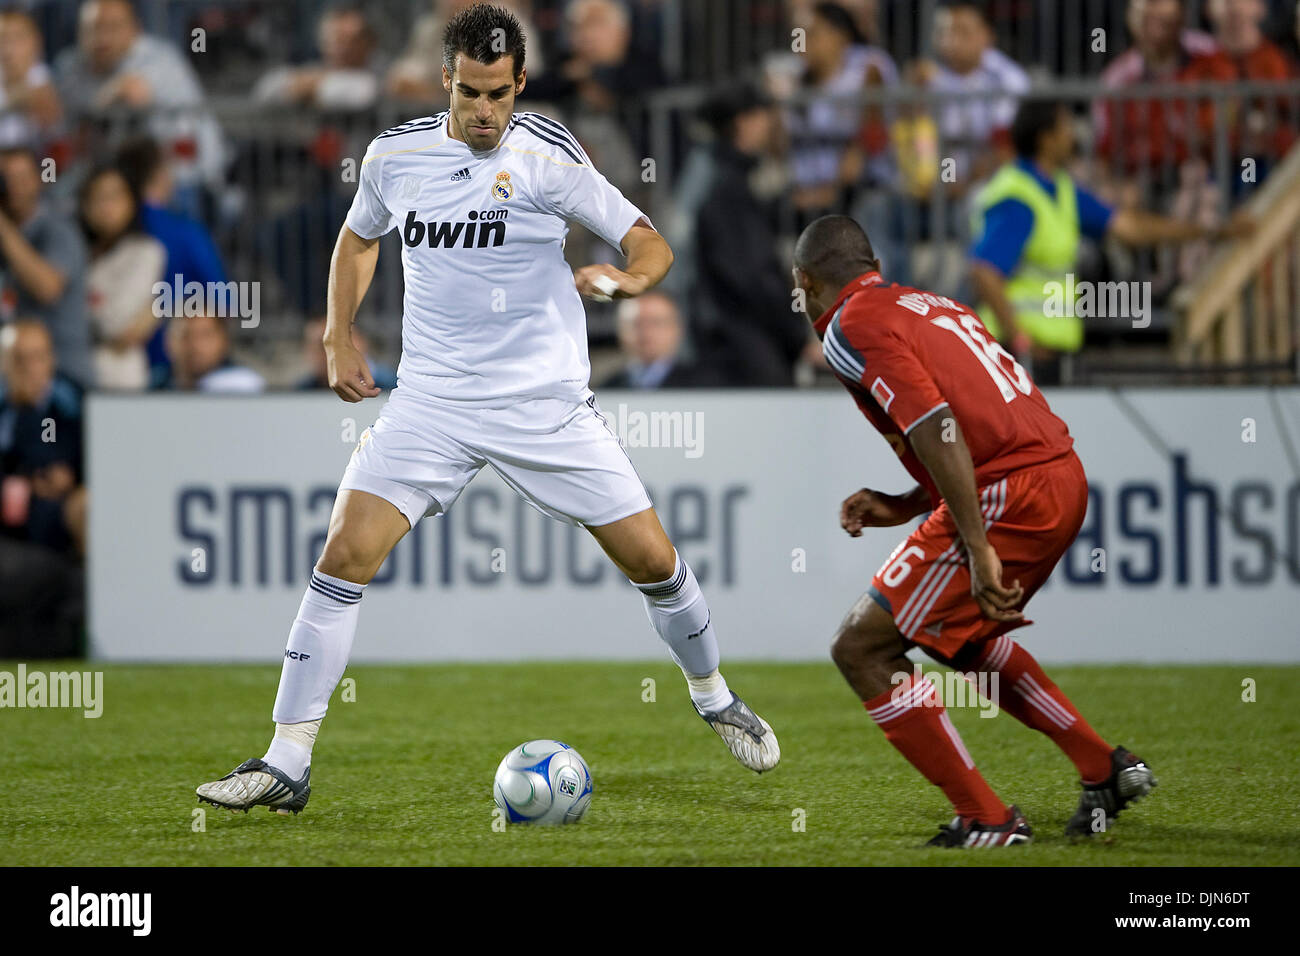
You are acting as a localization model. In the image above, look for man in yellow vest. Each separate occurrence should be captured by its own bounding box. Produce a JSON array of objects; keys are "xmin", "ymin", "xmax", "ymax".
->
[{"xmin": 970, "ymin": 99, "xmax": 1248, "ymax": 382}]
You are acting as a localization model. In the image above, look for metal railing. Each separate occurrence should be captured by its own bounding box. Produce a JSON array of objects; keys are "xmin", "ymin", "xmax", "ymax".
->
[
  {"xmin": 24, "ymin": 76, "xmax": 1300, "ymax": 382},
  {"xmin": 1173, "ymin": 141, "xmax": 1300, "ymax": 381},
  {"xmin": 27, "ymin": 0, "xmax": 1180, "ymax": 90}
]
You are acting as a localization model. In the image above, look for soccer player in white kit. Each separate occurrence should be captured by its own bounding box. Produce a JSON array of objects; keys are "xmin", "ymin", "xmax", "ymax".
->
[{"xmin": 197, "ymin": 3, "xmax": 779, "ymax": 814}]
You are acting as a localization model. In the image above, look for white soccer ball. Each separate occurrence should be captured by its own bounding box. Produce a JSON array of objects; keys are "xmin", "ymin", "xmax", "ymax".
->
[{"xmin": 493, "ymin": 739, "xmax": 593, "ymax": 825}]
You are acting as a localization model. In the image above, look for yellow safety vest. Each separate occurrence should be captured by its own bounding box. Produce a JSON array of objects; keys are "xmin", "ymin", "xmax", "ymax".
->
[{"xmin": 973, "ymin": 163, "xmax": 1083, "ymax": 352}]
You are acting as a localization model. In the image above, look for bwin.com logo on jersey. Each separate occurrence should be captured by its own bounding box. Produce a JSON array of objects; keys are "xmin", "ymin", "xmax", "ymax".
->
[{"xmin": 403, "ymin": 208, "xmax": 509, "ymax": 249}]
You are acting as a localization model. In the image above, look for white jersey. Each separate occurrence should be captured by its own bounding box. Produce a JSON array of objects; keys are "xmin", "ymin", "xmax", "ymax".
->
[{"xmin": 345, "ymin": 110, "xmax": 646, "ymax": 404}]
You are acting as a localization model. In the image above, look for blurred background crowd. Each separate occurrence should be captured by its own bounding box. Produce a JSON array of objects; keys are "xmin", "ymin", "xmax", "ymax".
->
[{"xmin": 1, "ymin": 0, "xmax": 1299, "ymax": 653}]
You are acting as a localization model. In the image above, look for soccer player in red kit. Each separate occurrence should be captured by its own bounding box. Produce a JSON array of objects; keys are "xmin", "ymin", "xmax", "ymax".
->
[{"xmin": 793, "ymin": 216, "xmax": 1156, "ymax": 847}]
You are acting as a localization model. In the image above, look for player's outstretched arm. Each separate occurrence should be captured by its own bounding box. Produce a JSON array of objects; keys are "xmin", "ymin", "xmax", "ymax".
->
[
  {"xmin": 324, "ymin": 225, "xmax": 382, "ymax": 403},
  {"xmin": 574, "ymin": 219, "xmax": 673, "ymax": 301},
  {"xmin": 1108, "ymin": 207, "xmax": 1254, "ymax": 247},
  {"xmin": 839, "ymin": 485, "xmax": 930, "ymax": 535},
  {"xmin": 908, "ymin": 410, "xmax": 1024, "ymax": 622}
]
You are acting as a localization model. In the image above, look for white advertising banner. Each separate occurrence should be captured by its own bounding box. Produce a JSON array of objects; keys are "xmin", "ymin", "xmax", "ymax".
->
[{"xmin": 87, "ymin": 388, "xmax": 1300, "ymax": 663}]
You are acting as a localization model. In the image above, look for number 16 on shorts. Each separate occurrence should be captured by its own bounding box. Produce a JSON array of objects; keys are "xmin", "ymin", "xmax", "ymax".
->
[{"xmin": 879, "ymin": 543, "xmax": 926, "ymax": 588}]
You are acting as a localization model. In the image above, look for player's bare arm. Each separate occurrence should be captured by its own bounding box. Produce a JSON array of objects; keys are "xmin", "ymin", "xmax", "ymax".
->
[
  {"xmin": 907, "ymin": 409, "xmax": 1025, "ymax": 622},
  {"xmin": 324, "ymin": 224, "xmax": 382, "ymax": 403},
  {"xmin": 1107, "ymin": 206, "xmax": 1255, "ymax": 246},
  {"xmin": 839, "ymin": 485, "xmax": 930, "ymax": 536},
  {"xmin": 574, "ymin": 219, "xmax": 673, "ymax": 301}
]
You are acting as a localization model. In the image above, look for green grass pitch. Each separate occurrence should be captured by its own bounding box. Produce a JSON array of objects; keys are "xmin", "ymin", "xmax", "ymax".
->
[{"xmin": 2, "ymin": 661, "xmax": 1297, "ymax": 866}]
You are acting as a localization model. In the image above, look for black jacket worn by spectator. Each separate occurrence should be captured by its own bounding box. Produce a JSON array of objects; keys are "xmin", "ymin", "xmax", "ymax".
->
[
  {"xmin": 598, "ymin": 359, "xmax": 720, "ymax": 389},
  {"xmin": 0, "ymin": 373, "xmax": 84, "ymax": 657},
  {"xmin": 692, "ymin": 143, "xmax": 809, "ymax": 386},
  {"xmin": 0, "ymin": 373, "xmax": 83, "ymax": 552}
]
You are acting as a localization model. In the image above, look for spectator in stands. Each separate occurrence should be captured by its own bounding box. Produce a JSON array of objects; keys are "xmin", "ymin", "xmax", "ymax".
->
[
  {"xmin": 0, "ymin": 319, "xmax": 86, "ymax": 656},
  {"xmin": 115, "ymin": 136, "xmax": 227, "ymax": 380},
  {"xmin": 1206, "ymin": 0, "xmax": 1297, "ymax": 165},
  {"xmin": 252, "ymin": 3, "xmax": 382, "ymax": 111},
  {"xmin": 833, "ymin": 0, "xmax": 901, "ymax": 197},
  {"xmin": 387, "ymin": 0, "xmax": 545, "ymax": 102},
  {"xmin": 0, "ymin": 318, "xmax": 84, "ymax": 551},
  {"xmin": 843, "ymin": 60, "xmax": 937, "ymax": 289},
  {"xmin": 562, "ymin": 0, "xmax": 665, "ymax": 110},
  {"xmin": 1094, "ymin": 0, "xmax": 1234, "ymax": 174},
  {"xmin": 296, "ymin": 317, "xmax": 396, "ymax": 391},
  {"xmin": 598, "ymin": 293, "xmax": 715, "ymax": 389},
  {"xmin": 970, "ymin": 100, "xmax": 1252, "ymax": 384},
  {"xmin": 691, "ymin": 82, "xmax": 815, "ymax": 387},
  {"xmin": 848, "ymin": 0, "xmax": 1025, "ymax": 289},
  {"xmin": 785, "ymin": 2, "xmax": 898, "ymax": 219},
  {"xmin": 910, "ymin": 0, "xmax": 1029, "ymax": 192},
  {"xmin": 78, "ymin": 162, "xmax": 164, "ymax": 391},
  {"xmin": 0, "ymin": 11, "xmax": 61, "ymax": 149},
  {"xmin": 1210, "ymin": 0, "xmax": 1295, "ymax": 73},
  {"xmin": 54, "ymin": 0, "xmax": 225, "ymax": 193},
  {"xmin": 0, "ymin": 146, "xmax": 92, "ymax": 387},
  {"xmin": 526, "ymin": 0, "xmax": 664, "ymax": 188},
  {"xmin": 154, "ymin": 314, "xmax": 264, "ymax": 393}
]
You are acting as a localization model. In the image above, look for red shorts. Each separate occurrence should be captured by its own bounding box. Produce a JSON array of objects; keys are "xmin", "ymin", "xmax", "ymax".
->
[{"xmin": 868, "ymin": 451, "xmax": 1088, "ymax": 660}]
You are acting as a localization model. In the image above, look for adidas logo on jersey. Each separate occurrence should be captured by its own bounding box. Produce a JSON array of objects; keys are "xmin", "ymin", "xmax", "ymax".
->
[
  {"xmin": 449, "ymin": 167, "xmax": 471, "ymax": 182},
  {"xmin": 403, "ymin": 208, "xmax": 509, "ymax": 248}
]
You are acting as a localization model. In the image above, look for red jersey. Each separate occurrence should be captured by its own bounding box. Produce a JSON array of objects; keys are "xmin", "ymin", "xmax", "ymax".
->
[
  {"xmin": 814, "ymin": 272, "xmax": 1074, "ymax": 504},
  {"xmin": 1095, "ymin": 49, "xmax": 1238, "ymax": 170}
]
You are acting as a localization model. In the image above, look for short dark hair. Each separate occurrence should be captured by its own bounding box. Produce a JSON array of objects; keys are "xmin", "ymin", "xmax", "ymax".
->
[
  {"xmin": 443, "ymin": 2, "xmax": 526, "ymax": 78},
  {"xmin": 114, "ymin": 135, "xmax": 164, "ymax": 196},
  {"xmin": 322, "ymin": 2, "xmax": 375, "ymax": 42},
  {"xmin": 1010, "ymin": 99, "xmax": 1067, "ymax": 158},
  {"xmin": 794, "ymin": 215, "xmax": 881, "ymax": 289},
  {"xmin": 812, "ymin": 2, "xmax": 865, "ymax": 45},
  {"xmin": 700, "ymin": 78, "xmax": 772, "ymax": 139}
]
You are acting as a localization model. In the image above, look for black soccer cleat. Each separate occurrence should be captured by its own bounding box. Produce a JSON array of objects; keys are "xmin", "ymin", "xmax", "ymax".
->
[
  {"xmin": 925, "ymin": 805, "xmax": 1033, "ymax": 848},
  {"xmin": 195, "ymin": 758, "xmax": 312, "ymax": 815},
  {"xmin": 1065, "ymin": 746, "xmax": 1156, "ymax": 837}
]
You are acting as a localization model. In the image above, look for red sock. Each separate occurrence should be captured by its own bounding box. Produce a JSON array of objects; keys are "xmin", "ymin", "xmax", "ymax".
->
[
  {"xmin": 976, "ymin": 636, "xmax": 1114, "ymax": 783},
  {"xmin": 866, "ymin": 674, "xmax": 1008, "ymax": 824}
]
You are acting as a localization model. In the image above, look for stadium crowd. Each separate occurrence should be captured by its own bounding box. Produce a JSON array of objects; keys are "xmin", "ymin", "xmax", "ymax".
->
[{"xmin": 1, "ymin": 0, "xmax": 1298, "ymax": 654}]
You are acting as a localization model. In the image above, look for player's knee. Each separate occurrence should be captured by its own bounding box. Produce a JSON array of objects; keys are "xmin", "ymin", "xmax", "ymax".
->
[
  {"xmin": 317, "ymin": 531, "xmax": 384, "ymax": 585},
  {"xmin": 644, "ymin": 552, "xmax": 679, "ymax": 585},
  {"xmin": 831, "ymin": 603, "xmax": 898, "ymax": 671},
  {"xmin": 830, "ymin": 628, "xmax": 865, "ymax": 671},
  {"xmin": 626, "ymin": 547, "xmax": 679, "ymax": 586}
]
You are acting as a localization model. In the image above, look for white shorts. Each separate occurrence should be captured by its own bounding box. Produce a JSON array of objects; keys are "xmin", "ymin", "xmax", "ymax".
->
[{"xmin": 338, "ymin": 386, "xmax": 652, "ymax": 529}]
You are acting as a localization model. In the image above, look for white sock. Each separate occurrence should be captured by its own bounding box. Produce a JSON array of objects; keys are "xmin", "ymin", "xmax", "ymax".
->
[
  {"xmin": 269, "ymin": 566, "xmax": 364, "ymax": 735},
  {"xmin": 633, "ymin": 553, "xmax": 732, "ymax": 711},
  {"xmin": 685, "ymin": 668, "xmax": 732, "ymax": 714},
  {"xmin": 262, "ymin": 719, "xmax": 319, "ymax": 779}
]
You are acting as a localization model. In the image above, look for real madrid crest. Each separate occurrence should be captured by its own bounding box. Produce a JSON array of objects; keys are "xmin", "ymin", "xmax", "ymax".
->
[{"xmin": 492, "ymin": 171, "xmax": 512, "ymax": 202}]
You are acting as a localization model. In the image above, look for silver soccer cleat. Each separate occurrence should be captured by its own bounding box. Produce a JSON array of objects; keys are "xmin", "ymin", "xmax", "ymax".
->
[
  {"xmin": 195, "ymin": 758, "xmax": 311, "ymax": 815},
  {"xmin": 695, "ymin": 692, "xmax": 781, "ymax": 773}
]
